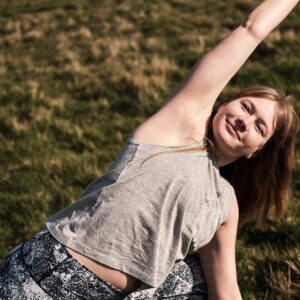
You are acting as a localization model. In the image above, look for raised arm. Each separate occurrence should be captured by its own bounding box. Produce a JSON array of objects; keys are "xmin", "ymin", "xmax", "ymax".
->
[
  {"xmin": 198, "ymin": 196, "xmax": 241, "ymax": 300},
  {"xmin": 167, "ymin": 0, "xmax": 299, "ymax": 112},
  {"xmin": 132, "ymin": 0, "xmax": 299, "ymax": 146}
]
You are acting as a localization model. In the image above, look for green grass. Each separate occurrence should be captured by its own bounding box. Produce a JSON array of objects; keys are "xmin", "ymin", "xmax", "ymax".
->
[{"xmin": 0, "ymin": 0, "xmax": 299, "ymax": 298}]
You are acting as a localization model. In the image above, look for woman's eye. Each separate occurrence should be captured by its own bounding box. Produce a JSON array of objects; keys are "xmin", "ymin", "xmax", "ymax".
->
[
  {"xmin": 242, "ymin": 103, "xmax": 250, "ymax": 112},
  {"xmin": 257, "ymin": 125, "xmax": 264, "ymax": 135}
]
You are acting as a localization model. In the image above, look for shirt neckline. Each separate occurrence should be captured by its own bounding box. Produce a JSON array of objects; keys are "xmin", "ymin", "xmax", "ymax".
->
[{"xmin": 127, "ymin": 137, "xmax": 205, "ymax": 149}]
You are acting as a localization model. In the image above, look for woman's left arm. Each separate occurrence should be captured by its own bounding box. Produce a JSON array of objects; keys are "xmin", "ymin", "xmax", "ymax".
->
[{"xmin": 198, "ymin": 195, "xmax": 241, "ymax": 300}]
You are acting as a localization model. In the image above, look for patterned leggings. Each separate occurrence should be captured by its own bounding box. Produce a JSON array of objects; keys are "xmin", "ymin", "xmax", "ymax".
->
[{"xmin": 0, "ymin": 230, "xmax": 207, "ymax": 299}]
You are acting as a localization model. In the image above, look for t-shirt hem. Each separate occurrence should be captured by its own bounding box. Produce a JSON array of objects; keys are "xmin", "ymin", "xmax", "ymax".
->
[{"xmin": 45, "ymin": 223, "xmax": 163, "ymax": 288}]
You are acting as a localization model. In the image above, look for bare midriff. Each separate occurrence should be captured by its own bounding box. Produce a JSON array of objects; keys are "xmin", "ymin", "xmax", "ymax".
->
[{"xmin": 66, "ymin": 247, "xmax": 142, "ymax": 293}]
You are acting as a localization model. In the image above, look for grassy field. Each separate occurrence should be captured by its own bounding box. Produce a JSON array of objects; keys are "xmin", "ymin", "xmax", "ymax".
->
[{"xmin": 0, "ymin": 0, "xmax": 299, "ymax": 298}]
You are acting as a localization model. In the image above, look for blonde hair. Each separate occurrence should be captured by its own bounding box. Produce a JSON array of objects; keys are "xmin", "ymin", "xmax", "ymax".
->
[{"xmin": 218, "ymin": 86, "xmax": 299, "ymax": 226}]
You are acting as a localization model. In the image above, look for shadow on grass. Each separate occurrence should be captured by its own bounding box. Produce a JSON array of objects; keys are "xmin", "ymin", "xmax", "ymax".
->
[{"xmin": 239, "ymin": 220, "xmax": 299, "ymax": 250}]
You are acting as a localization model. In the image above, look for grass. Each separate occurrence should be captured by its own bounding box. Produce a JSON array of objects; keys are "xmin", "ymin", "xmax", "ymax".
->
[{"xmin": 0, "ymin": 0, "xmax": 299, "ymax": 298}]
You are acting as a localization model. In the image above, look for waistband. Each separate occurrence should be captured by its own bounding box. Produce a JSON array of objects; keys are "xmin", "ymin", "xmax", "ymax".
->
[{"xmin": 22, "ymin": 229, "xmax": 126, "ymax": 299}]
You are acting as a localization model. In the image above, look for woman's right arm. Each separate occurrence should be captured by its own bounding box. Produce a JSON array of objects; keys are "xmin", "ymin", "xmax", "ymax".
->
[
  {"xmin": 167, "ymin": 0, "xmax": 299, "ymax": 111},
  {"xmin": 132, "ymin": 0, "xmax": 299, "ymax": 146}
]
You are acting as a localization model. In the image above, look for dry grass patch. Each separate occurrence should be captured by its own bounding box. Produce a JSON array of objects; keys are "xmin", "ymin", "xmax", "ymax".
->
[
  {"xmin": 178, "ymin": 32, "xmax": 206, "ymax": 52},
  {"xmin": 283, "ymin": 29, "xmax": 297, "ymax": 43},
  {"xmin": 69, "ymin": 26, "xmax": 93, "ymax": 40},
  {"xmin": 97, "ymin": 36, "xmax": 141, "ymax": 59},
  {"xmin": 264, "ymin": 30, "xmax": 281, "ymax": 48},
  {"xmin": 114, "ymin": 16, "xmax": 134, "ymax": 32},
  {"xmin": 145, "ymin": 37, "xmax": 167, "ymax": 52}
]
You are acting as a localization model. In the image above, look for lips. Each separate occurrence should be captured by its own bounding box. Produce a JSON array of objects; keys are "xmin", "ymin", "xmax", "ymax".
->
[{"xmin": 226, "ymin": 120, "xmax": 240, "ymax": 141}]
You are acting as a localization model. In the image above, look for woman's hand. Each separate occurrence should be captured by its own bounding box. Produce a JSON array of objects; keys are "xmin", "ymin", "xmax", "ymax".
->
[{"xmin": 198, "ymin": 196, "xmax": 242, "ymax": 300}]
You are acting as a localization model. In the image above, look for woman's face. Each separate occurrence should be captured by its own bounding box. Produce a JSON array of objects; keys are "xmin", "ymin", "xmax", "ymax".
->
[{"xmin": 212, "ymin": 97, "xmax": 277, "ymax": 165}]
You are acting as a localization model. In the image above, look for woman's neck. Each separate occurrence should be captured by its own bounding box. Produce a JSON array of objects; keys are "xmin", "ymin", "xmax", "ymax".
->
[{"xmin": 213, "ymin": 145, "xmax": 239, "ymax": 167}]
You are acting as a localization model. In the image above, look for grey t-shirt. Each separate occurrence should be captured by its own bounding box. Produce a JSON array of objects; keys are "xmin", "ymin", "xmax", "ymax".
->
[{"xmin": 45, "ymin": 138, "xmax": 234, "ymax": 287}]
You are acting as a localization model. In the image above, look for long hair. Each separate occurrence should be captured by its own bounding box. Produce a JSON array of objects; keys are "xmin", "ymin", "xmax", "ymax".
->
[{"xmin": 217, "ymin": 86, "xmax": 299, "ymax": 226}]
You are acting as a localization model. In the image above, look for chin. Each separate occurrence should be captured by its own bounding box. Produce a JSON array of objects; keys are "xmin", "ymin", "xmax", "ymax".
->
[{"xmin": 213, "ymin": 132, "xmax": 240, "ymax": 159}]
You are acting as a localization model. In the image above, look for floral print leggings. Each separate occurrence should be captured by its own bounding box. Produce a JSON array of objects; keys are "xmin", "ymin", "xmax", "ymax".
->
[{"xmin": 0, "ymin": 230, "xmax": 207, "ymax": 299}]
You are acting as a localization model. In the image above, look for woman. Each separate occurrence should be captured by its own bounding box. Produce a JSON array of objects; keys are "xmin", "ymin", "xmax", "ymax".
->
[{"xmin": 1, "ymin": 0, "xmax": 299, "ymax": 299}]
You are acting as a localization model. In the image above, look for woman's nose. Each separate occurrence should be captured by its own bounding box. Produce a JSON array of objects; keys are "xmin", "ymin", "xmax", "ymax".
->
[{"xmin": 236, "ymin": 118, "xmax": 247, "ymax": 131}]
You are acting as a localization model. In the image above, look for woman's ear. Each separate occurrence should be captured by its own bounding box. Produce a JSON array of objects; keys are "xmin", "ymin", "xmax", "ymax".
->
[
  {"xmin": 246, "ymin": 148, "xmax": 261, "ymax": 159},
  {"xmin": 245, "ymin": 153, "xmax": 253, "ymax": 159}
]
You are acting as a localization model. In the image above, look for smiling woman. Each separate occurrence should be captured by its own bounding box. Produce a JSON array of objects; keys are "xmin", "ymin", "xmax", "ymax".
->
[
  {"xmin": 0, "ymin": 0, "xmax": 299, "ymax": 300},
  {"xmin": 212, "ymin": 96, "xmax": 277, "ymax": 163}
]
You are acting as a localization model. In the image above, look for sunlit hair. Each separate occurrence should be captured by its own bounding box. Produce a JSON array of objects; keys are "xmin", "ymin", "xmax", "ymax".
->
[{"xmin": 216, "ymin": 86, "xmax": 299, "ymax": 226}]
